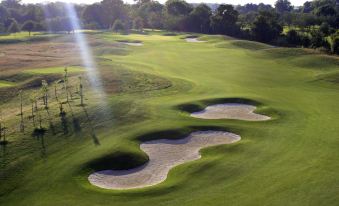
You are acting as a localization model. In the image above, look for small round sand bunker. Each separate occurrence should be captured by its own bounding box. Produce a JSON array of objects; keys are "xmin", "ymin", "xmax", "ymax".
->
[
  {"xmin": 88, "ymin": 131, "xmax": 240, "ymax": 190},
  {"xmin": 185, "ymin": 38, "xmax": 206, "ymax": 43},
  {"xmin": 191, "ymin": 103, "xmax": 270, "ymax": 121},
  {"xmin": 120, "ymin": 42, "xmax": 143, "ymax": 46}
]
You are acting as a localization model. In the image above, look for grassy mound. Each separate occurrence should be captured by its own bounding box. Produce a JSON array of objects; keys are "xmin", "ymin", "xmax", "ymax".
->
[
  {"xmin": 230, "ymin": 40, "xmax": 272, "ymax": 50},
  {"xmin": 1, "ymin": 31, "xmax": 339, "ymax": 206},
  {"xmin": 24, "ymin": 66, "xmax": 84, "ymax": 74},
  {"xmin": 0, "ymin": 80, "xmax": 16, "ymax": 88}
]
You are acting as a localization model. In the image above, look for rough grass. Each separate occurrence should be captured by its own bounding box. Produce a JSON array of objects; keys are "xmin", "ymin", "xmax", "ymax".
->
[
  {"xmin": 0, "ymin": 32, "xmax": 58, "ymax": 44},
  {"xmin": 0, "ymin": 31, "xmax": 339, "ymax": 206},
  {"xmin": 24, "ymin": 66, "xmax": 84, "ymax": 74},
  {"xmin": 0, "ymin": 80, "xmax": 16, "ymax": 88}
]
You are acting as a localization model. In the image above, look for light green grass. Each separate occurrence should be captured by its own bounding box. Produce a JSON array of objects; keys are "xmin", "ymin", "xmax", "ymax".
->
[
  {"xmin": 0, "ymin": 32, "xmax": 44, "ymax": 40},
  {"xmin": 24, "ymin": 66, "xmax": 85, "ymax": 74},
  {"xmin": 0, "ymin": 31, "xmax": 339, "ymax": 206},
  {"xmin": 0, "ymin": 80, "xmax": 16, "ymax": 88}
]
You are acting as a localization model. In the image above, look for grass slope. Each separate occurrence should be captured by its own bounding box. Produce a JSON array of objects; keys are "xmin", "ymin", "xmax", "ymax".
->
[
  {"xmin": 0, "ymin": 32, "xmax": 339, "ymax": 206},
  {"xmin": 0, "ymin": 80, "xmax": 16, "ymax": 88},
  {"xmin": 24, "ymin": 66, "xmax": 84, "ymax": 74}
]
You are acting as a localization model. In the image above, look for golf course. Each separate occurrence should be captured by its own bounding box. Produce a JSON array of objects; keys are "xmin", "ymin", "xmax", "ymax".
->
[{"xmin": 0, "ymin": 30, "xmax": 338, "ymax": 205}]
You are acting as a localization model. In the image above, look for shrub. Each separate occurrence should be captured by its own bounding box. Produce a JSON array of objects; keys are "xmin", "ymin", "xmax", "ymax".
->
[
  {"xmin": 330, "ymin": 33, "xmax": 339, "ymax": 54},
  {"xmin": 286, "ymin": 29, "xmax": 301, "ymax": 46},
  {"xmin": 301, "ymin": 35, "xmax": 311, "ymax": 48}
]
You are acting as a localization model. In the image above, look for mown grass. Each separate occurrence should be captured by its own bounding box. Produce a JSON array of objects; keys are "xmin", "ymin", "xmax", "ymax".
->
[{"xmin": 0, "ymin": 31, "xmax": 339, "ymax": 206}]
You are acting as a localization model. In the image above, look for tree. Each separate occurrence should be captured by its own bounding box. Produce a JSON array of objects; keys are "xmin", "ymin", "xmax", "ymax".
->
[
  {"xmin": 7, "ymin": 19, "xmax": 20, "ymax": 33},
  {"xmin": 315, "ymin": 4, "xmax": 337, "ymax": 17},
  {"xmin": 210, "ymin": 4, "xmax": 239, "ymax": 36},
  {"xmin": 29, "ymin": 94, "xmax": 37, "ymax": 127},
  {"xmin": 82, "ymin": 3, "xmax": 106, "ymax": 29},
  {"xmin": 1, "ymin": 0, "xmax": 21, "ymax": 9},
  {"xmin": 0, "ymin": 5, "xmax": 9, "ymax": 22},
  {"xmin": 19, "ymin": 90, "xmax": 24, "ymax": 132},
  {"xmin": 310, "ymin": 30, "xmax": 325, "ymax": 48},
  {"xmin": 101, "ymin": 0, "xmax": 127, "ymax": 29},
  {"xmin": 302, "ymin": 1, "xmax": 313, "ymax": 13},
  {"xmin": 165, "ymin": 0, "xmax": 192, "ymax": 16},
  {"xmin": 137, "ymin": 1, "xmax": 163, "ymax": 27},
  {"xmin": 41, "ymin": 80, "xmax": 49, "ymax": 109},
  {"xmin": 21, "ymin": 20, "xmax": 35, "ymax": 36},
  {"xmin": 187, "ymin": 3, "xmax": 211, "ymax": 33},
  {"xmin": 0, "ymin": 110, "xmax": 7, "ymax": 144},
  {"xmin": 163, "ymin": 0, "xmax": 192, "ymax": 31},
  {"xmin": 251, "ymin": 11, "xmax": 283, "ymax": 42},
  {"xmin": 64, "ymin": 67, "xmax": 69, "ymax": 102},
  {"xmin": 78, "ymin": 76, "xmax": 84, "ymax": 106},
  {"xmin": 286, "ymin": 29, "xmax": 301, "ymax": 45},
  {"xmin": 275, "ymin": 0, "xmax": 293, "ymax": 13},
  {"xmin": 111, "ymin": 19, "xmax": 125, "ymax": 32},
  {"xmin": 330, "ymin": 32, "xmax": 339, "ymax": 54},
  {"xmin": 148, "ymin": 12, "xmax": 162, "ymax": 30},
  {"xmin": 133, "ymin": 17, "xmax": 144, "ymax": 31}
]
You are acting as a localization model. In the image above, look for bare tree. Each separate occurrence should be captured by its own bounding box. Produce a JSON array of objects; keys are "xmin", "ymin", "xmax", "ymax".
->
[
  {"xmin": 64, "ymin": 67, "xmax": 69, "ymax": 102},
  {"xmin": 30, "ymin": 94, "xmax": 36, "ymax": 127},
  {"xmin": 54, "ymin": 81, "xmax": 59, "ymax": 102},
  {"xmin": 79, "ymin": 76, "xmax": 84, "ymax": 106},
  {"xmin": 41, "ymin": 80, "xmax": 49, "ymax": 109},
  {"xmin": 19, "ymin": 90, "xmax": 24, "ymax": 132},
  {"xmin": 0, "ymin": 109, "xmax": 3, "ymax": 142}
]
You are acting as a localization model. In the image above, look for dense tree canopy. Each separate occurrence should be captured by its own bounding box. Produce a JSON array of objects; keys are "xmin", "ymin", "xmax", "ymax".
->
[{"xmin": 0, "ymin": 0, "xmax": 338, "ymax": 54}]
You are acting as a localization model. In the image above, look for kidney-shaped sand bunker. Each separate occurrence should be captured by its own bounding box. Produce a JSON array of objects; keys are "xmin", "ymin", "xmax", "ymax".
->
[
  {"xmin": 88, "ymin": 131, "xmax": 240, "ymax": 190},
  {"xmin": 190, "ymin": 103, "xmax": 271, "ymax": 121}
]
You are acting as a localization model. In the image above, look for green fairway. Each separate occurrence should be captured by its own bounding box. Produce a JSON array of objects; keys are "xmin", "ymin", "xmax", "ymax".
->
[
  {"xmin": 0, "ymin": 32, "xmax": 339, "ymax": 206},
  {"xmin": 24, "ymin": 66, "xmax": 85, "ymax": 74}
]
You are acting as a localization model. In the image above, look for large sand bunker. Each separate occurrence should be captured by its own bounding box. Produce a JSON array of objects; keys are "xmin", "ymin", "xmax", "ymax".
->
[
  {"xmin": 88, "ymin": 131, "xmax": 240, "ymax": 190},
  {"xmin": 185, "ymin": 38, "xmax": 206, "ymax": 43},
  {"xmin": 191, "ymin": 103, "xmax": 270, "ymax": 121}
]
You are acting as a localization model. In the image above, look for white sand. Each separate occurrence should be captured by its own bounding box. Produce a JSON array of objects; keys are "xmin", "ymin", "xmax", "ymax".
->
[
  {"xmin": 88, "ymin": 131, "xmax": 240, "ymax": 190},
  {"xmin": 121, "ymin": 42, "xmax": 143, "ymax": 46},
  {"xmin": 191, "ymin": 103, "xmax": 271, "ymax": 121},
  {"xmin": 185, "ymin": 38, "xmax": 206, "ymax": 43}
]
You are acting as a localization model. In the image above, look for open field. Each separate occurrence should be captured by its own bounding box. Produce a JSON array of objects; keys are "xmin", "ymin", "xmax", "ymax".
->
[{"xmin": 0, "ymin": 31, "xmax": 339, "ymax": 206}]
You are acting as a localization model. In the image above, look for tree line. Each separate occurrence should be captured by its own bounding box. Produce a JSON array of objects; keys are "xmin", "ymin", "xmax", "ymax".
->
[{"xmin": 0, "ymin": 0, "xmax": 338, "ymax": 54}]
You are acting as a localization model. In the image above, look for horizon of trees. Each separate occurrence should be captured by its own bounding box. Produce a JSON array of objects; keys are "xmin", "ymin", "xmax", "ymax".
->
[{"xmin": 0, "ymin": 0, "xmax": 338, "ymax": 54}]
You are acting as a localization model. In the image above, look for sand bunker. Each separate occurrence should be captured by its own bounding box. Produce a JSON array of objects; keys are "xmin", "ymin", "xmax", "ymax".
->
[
  {"xmin": 120, "ymin": 42, "xmax": 143, "ymax": 46},
  {"xmin": 191, "ymin": 103, "xmax": 270, "ymax": 121},
  {"xmin": 88, "ymin": 131, "xmax": 240, "ymax": 190},
  {"xmin": 185, "ymin": 38, "xmax": 206, "ymax": 43}
]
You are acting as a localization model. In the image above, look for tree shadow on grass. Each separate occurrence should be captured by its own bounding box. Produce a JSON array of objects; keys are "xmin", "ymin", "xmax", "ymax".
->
[
  {"xmin": 32, "ymin": 128, "xmax": 47, "ymax": 157},
  {"xmin": 60, "ymin": 111, "xmax": 69, "ymax": 135},
  {"xmin": 67, "ymin": 102, "xmax": 82, "ymax": 133},
  {"xmin": 45, "ymin": 108, "xmax": 56, "ymax": 135},
  {"xmin": 82, "ymin": 106, "xmax": 100, "ymax": 146}
]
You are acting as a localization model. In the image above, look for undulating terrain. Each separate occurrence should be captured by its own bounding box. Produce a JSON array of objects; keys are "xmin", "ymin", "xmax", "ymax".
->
[{"xmin": 0, "ymin": 31, "xmax": 339, "ymax": 205}]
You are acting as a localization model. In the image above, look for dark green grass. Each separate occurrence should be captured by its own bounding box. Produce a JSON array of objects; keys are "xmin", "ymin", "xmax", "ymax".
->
[{"xmin": 0, "ymin": 31, "xmax": 339, "ymax": 206}]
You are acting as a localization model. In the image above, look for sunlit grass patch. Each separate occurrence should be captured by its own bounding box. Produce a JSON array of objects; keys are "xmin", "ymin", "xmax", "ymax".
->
[
  {"xmin": 0, "ymin": 80, "xmax": 16, "ymax": 88},
  {"xmin": 24, "ymin": 66, "xmax": 85, "ymax": 74}
]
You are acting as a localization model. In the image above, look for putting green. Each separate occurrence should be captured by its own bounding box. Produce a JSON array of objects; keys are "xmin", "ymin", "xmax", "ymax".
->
[
  {"xmin": 24, "ymin": 66, "xmax": 85, "ymax": 74},
  {"xmin": 0, "ymin": 31, "xmax": 339, "ymax": 206}
]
